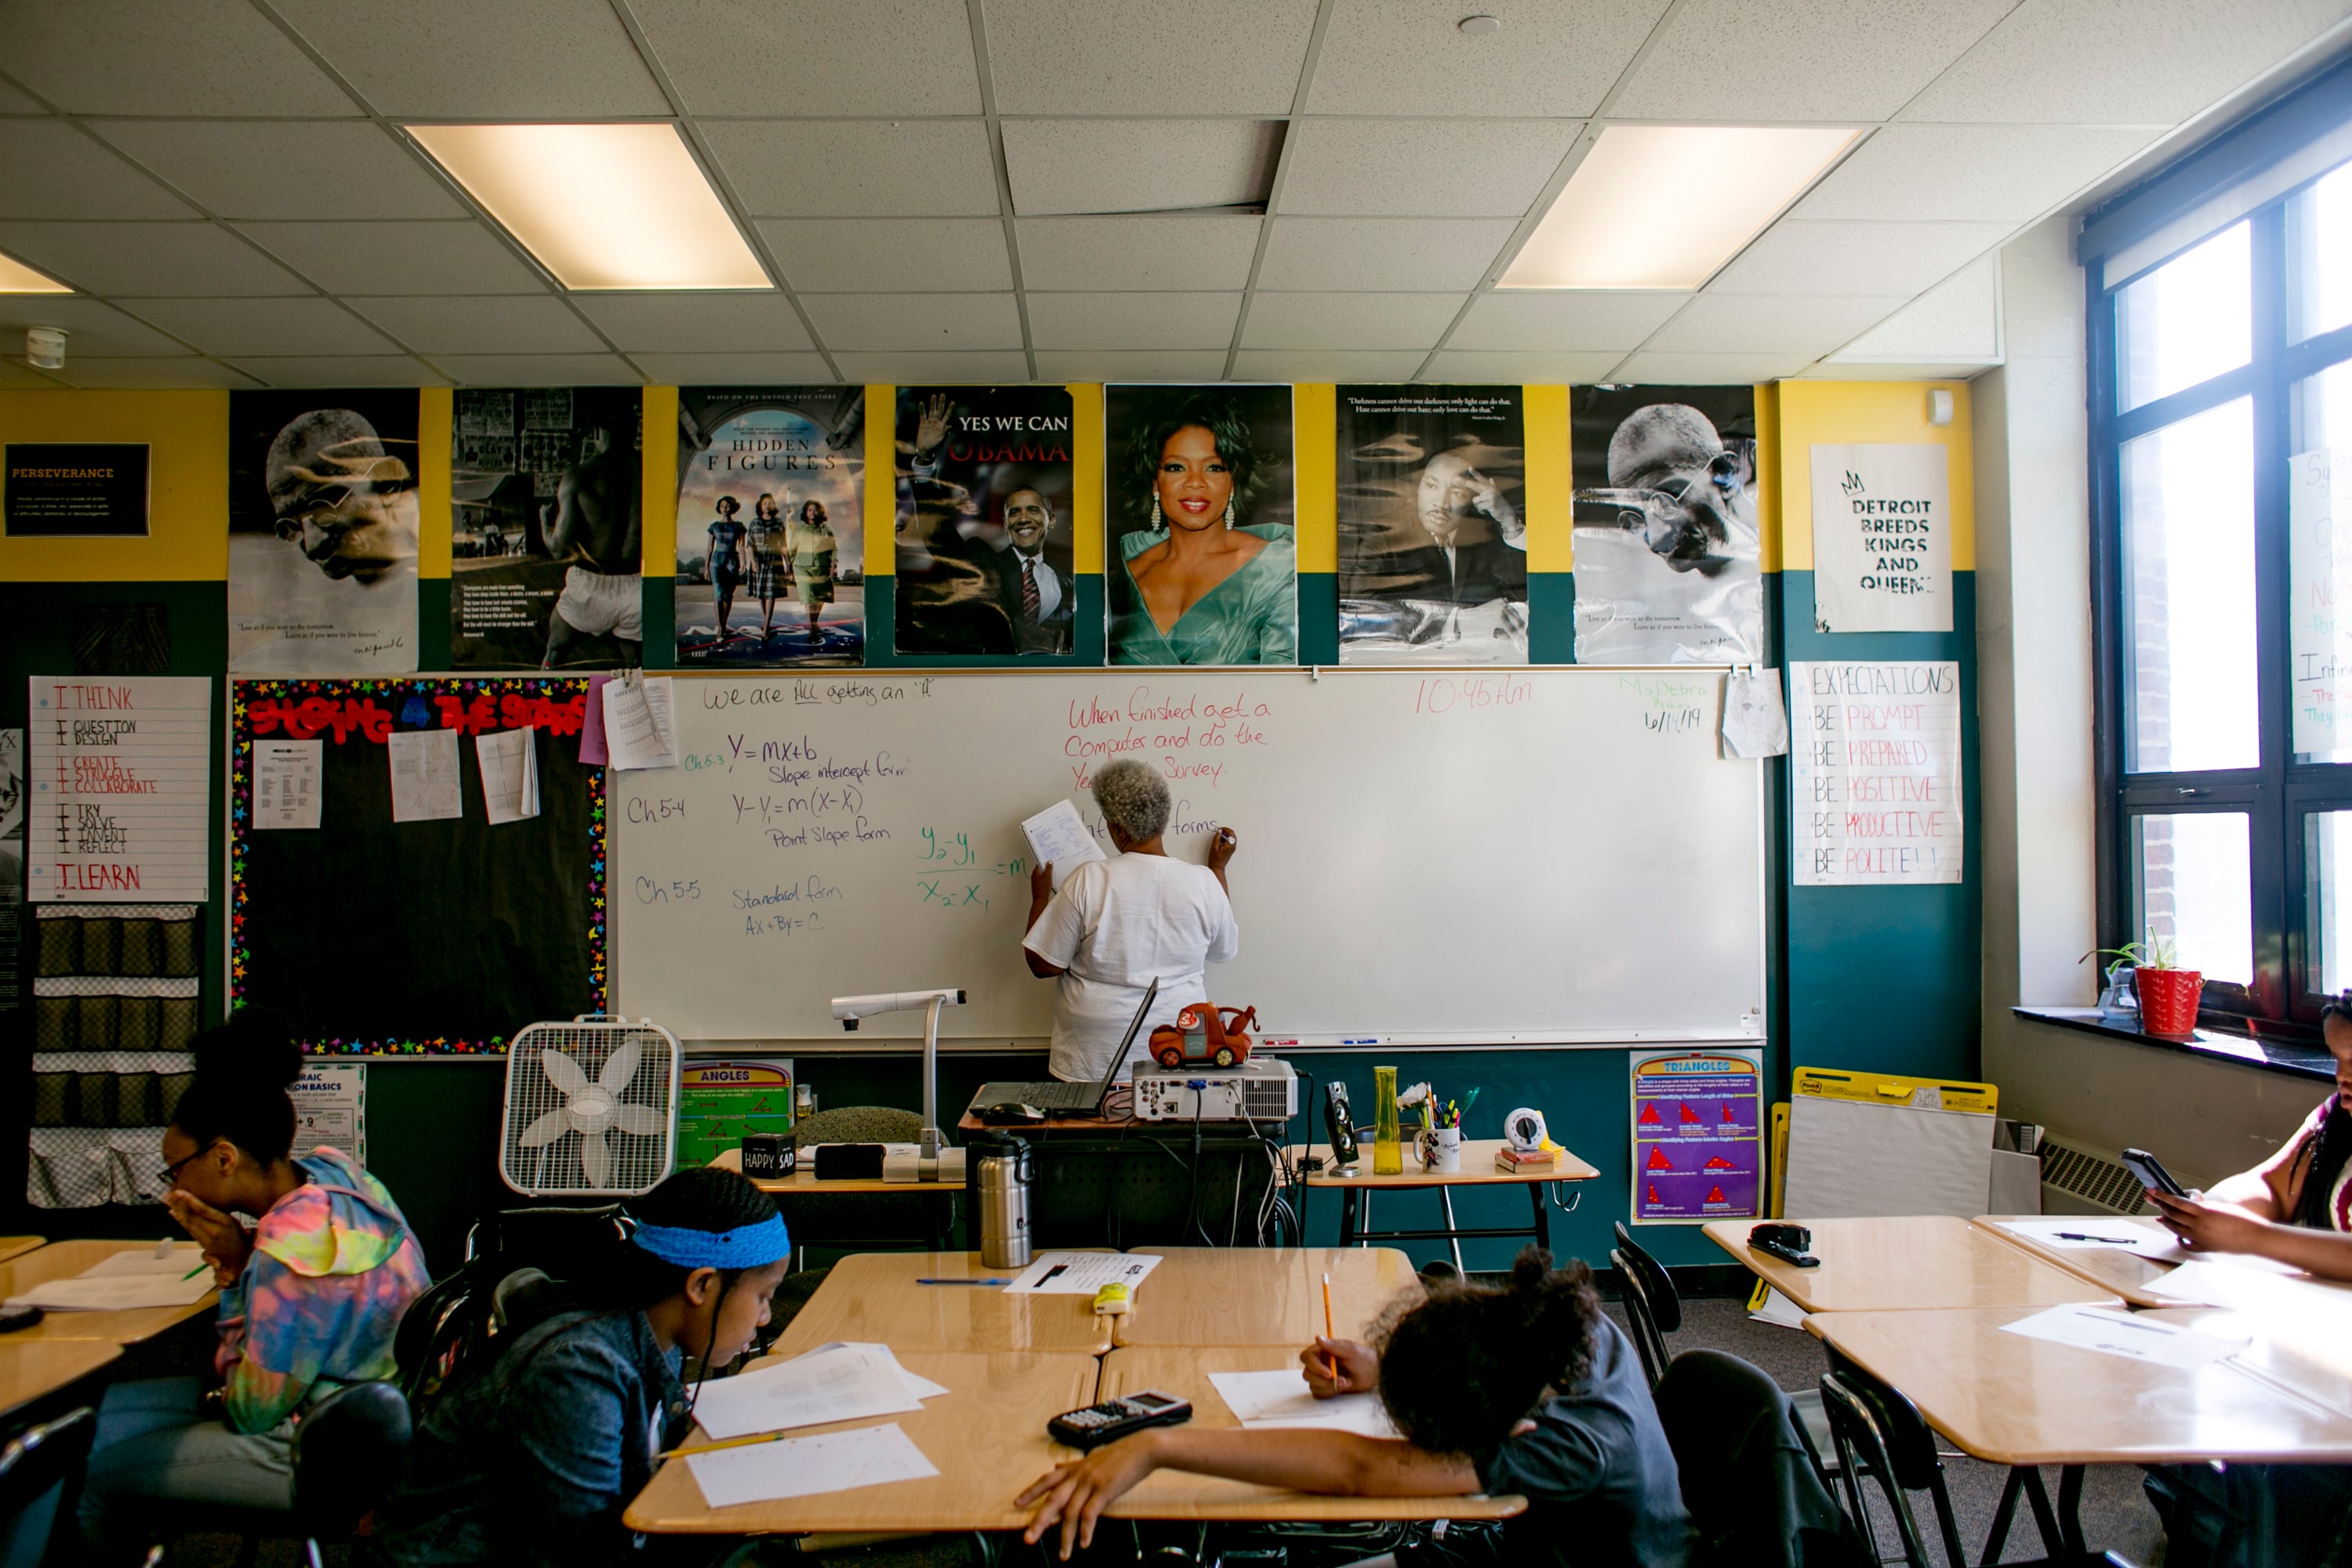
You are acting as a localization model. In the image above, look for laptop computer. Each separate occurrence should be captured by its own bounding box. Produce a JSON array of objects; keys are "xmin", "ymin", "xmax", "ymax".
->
[{"xmin": 967, "ymin": 979, "xmax": 1158, "ymax": 1120}]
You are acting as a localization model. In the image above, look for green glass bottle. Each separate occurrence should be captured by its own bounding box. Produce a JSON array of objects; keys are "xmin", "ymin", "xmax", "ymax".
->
[{"xmin": 1373, "ymin": 1065, "xmax": 1402, "ymax": 1175}]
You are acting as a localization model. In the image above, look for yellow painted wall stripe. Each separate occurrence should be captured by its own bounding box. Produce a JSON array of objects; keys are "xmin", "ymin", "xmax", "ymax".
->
[
  {"xmin": 0, "ymin": 390, "xmax": 228, "ymax": 583},
  {"xmin": 1755, "ymin": 383, "xmax": 1781, "ymax": 574},
  {"xmin": 417, "ymin": 387, "xmax": 452, "ymax": 579},
  {"xmin": 864, "ymin": 385, "xmax": 895, "ymax": 577},
  {"xmin": 1523, "ymin": 383, "xmax": 1572, "ymax": 573},
  {"xmin": 640, "ymin": 384, "xmax": 679, "ymax": 577},
  {"xmin": 1069, "ymin": 382, "xmax": 1102, "ymax": 575},
  {"xmin": 1291, "ymin": 383, "xmax": 1336, "ymax": 574},
  {"xmin": 1773, "ymin": 380, "xmax": 1974, "ymax": 572}
]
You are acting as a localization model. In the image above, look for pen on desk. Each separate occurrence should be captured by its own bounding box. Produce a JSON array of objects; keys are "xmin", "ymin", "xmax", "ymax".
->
[
  {"xmin": 1322, "ymin": 1272, "xmax": 1337, "ymax": 1384},
  {"xmin": 916, "ymin": 1278, "xmax": 1011, "ymax": 1286},
  {"xmin": 181, "ymin": 1263, "xmax": 209, "ymax": 1281},
  {"xmin": 2055, "ymin": 1232, "xmax": 2140, "ymax": 1245}
]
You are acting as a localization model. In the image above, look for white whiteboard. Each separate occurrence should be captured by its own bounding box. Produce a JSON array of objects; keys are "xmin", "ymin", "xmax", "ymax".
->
[{"xmin": 612, "ymin": 669, "xmax": 1766, "ymax": 1045}]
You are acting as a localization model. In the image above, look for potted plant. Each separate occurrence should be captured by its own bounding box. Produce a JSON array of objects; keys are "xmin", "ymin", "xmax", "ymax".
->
[{"xmin": 2089, "ymin": 935, "xmax": 2201, "ymax": 1038}]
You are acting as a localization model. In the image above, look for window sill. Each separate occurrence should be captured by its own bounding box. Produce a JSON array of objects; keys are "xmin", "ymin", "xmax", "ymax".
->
[{"xmin": 2013, "ymin": 1007, "xmax": 2334, "ymax": 1083}]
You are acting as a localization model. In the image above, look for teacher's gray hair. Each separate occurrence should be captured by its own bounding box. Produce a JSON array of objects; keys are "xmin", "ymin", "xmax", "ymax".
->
[{"xmin": 1092, "ymin": 760, "xmax": 1171, "ymax": 843}]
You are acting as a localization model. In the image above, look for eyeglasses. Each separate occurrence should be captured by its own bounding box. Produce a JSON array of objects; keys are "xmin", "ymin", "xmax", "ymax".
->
[{"xmin": 156, "ymin": 1140, "xmax": 222, "ymax": 1189}]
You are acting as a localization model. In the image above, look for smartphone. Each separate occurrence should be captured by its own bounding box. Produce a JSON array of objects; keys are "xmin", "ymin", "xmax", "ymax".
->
[
  {"xmin": 1047, "ymin": 1391, "xmax": 1192, "ymax": 1451},
  {"xmin": 2121, "ymin": 1147, "xmax": 2190, "ymax": 1199}
]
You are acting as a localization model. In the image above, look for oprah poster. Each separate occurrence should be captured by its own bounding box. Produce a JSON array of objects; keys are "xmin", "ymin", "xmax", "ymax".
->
[
  {"xmin": 1105, "ymin": 384, "xmax": 1296, "ymax": 666},
  {"xmin": 893, "ymin": 386, "xmax": 1073, "ymax": 657}
]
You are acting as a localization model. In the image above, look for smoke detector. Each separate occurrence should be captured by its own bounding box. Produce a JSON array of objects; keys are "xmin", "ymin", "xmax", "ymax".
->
[
  {"xmin": 1458, "ymin": 14, "xmax": 1500, "ymax": 34},
  {"xmin": 25, "ymin": 327, "xmax": 65, "ymax": 370}
]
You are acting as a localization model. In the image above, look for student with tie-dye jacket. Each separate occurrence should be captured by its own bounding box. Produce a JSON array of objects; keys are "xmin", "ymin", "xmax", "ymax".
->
[{"xmin": 78, "ymin": 1010, "xmax": 430, "ymax": 1563}]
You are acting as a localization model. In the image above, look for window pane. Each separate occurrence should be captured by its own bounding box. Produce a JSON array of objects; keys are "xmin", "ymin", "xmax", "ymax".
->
[
  {"xmin": 2122, "ymin": 397, "xmax": 2259, "ymax": 771},
  {"xmin": 2133, "ymin": 812, "xmax": 2253, "ymax": 985},
  {"xmin": 2292, "ymin": 361, "xmax": 2352, "ymax": 760},
  {"xmin": 2116, "ymin": 221, "xmax": 2251, "ymax": 412},
  {"xmin": 2291, "ymin": 160, "xmax": 2352, "ymax": 342},
  {"xmin": 2309, "ymin": 811, "xmax": 2352, "ymax": 996}
]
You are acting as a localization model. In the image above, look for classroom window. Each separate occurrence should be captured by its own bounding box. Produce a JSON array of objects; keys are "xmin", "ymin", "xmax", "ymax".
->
[
  {"xmin": 2290, "ymin": 162, "xmax": 2352, "ymax": 343},
  {"xmin": 2114, "ymin": 222, "xmax": 2251, "ymax": 412},
  {"xmin": 2307, "ymin": 811, "xmax": 2352, "ymax": 994},
  {"xmin": 2132, "ymin": 812, "xmax": 2255, "ymax": 985}
]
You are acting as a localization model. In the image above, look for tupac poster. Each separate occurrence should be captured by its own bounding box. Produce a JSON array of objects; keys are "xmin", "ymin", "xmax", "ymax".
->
[{"xmin": 894, "ymin": 386, "xmax": 1073, "ymax": 658}]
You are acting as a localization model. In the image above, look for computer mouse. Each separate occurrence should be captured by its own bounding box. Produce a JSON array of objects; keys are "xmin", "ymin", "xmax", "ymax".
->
[{"xmin": 978, "ymin": 1102, "xmax": 1047, "ymax": 1126}]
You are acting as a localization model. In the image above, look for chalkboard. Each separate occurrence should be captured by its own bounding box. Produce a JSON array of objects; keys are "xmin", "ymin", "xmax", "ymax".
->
[
  {"xmin": 231, "ymin": 679, "xmax": 604, "ymax": 1053},
  {"xmin": 612, "ymin": 668, "xmax": 1766, "ymax": 1047}
]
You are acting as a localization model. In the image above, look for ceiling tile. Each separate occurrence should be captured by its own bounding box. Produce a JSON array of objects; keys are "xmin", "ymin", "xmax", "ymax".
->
[
  {"xmin": 0, "ymin": 122, "xmax": 194, "ymax": 220},
  {"xmin": 0, "ymin": 1, "xmax": 358, "ymax": 117},
  {"xmin": 0, "ymin": 296, "xmax": 194, "ymax": 357},
  {"xmin": 223, "ymin": 354, "xmax": 451, "ymax": 387},
  {"xmin": 1278, "ymin": 120, "xmax": 1580, "ymax": 217},
  {"xmin": 1229, "ymin": 349, "xmax": 1428, "ymax": 380},
  {"xmin": 1256, "ymin": 218, "xmax": 1516, "ymax": 292},
  {"xmin": 1033, "ymin": 350, "xmax": 1232, "ymax": 381},
  {"xmin": 1610, "ymin": 0, "xmax": 2016, "ymax": 121},
  {"xmin": 1421, "ymin": 350, "xmax": 1624, "ymax": 383},
  {"xmin": 627, "ymin": 351, "xmax": 837, "ymax": 384},
  {"xmin": 986, "ymin": 0, "xmax": 1320, "ymax": 115},
  {"xmin": 634, "ymin": 0, "xmax": 982, "ymax": 116},
  {"xmin": 702, "ymin": 121, "xmax": 1000, "ymax": 217},
  {"xmin": 1904, "ymin": 0, "xmax": 2352, "ymax": 125},
  {"xmin": 1004, "ymin": 121, "xmax": 1282, "ymax": 217},
  {"xmin": 1800, "ymin": 359, "xmax": 2000, "ymax": 380},
  {"xmin": 801, "ymin": 293, "xmax": 1024, "ymax": 351},
  {"xmin": 1830, "ymin": 256, "xmax": 2001, "ymax": 361},
  {"xmin": 1016, "ymin": 217, "xmax": 1261, "ymax": 291},
  {"xmin": 1026, "ymin": 293, "xmax": 1242, "ymax": 350},
  {"xmin": 272, "ymin": 0, "xmax": 670, "ymax": 118},
  {"xmin": 1240, "ymin": 292, "xmax": 1466, "ymax": 350},
  {"xmin": 427, "ymin": 353, "xmax": 645, "ymax": 386},
  {"xmin": 573, "ymin": 293, "xmax": 813, "ymax": 354},
  {"xmin": 1794, "ymin": 125, "xmax": 2161, "ymax": 224},
  {"xmin": 93, "ymin": 121, "xmax": 461, "ymax": 220},
  {"xmin": 118, "ymin": 296, "xmax": 397, "ymax": 356},
  {"xmin": 50, "ymin": 357, "xmax": 262, "ymax": 390},
  {"xmin": 1646, "ymin": 293, "xmax": 1906, "ymax": 355},
  {"xmin": 234, "ymin": 220, "xmax": 548, "ymax": 296},
  {"xmin": 759, "ymin": 220, "xmax": 1014, "ymax": 292},
  {"xmin": 0, "ymin": 221, "xmax": 308, "ymax": 296},
  {"xmin": 1608, "ymin": 350, "xmax": 1814, "ymax": 383},
  {"xmin": 1308, "ymin": 0, "xmax": 1668, "ymax": 117},
  {"xmin": 1446, "ymin": 291, "xmax": 1686, "ymax": 351},
  {"xmin": 0, "ymin": 358, "xmax": 64, "ymax": 389},
  {"xmin": 351, "ymin": 296, "xmax": 604, "ymax": 354},
  {"xmin": 0, "ymin": 81, "xmax": 49, "ymax": 114},
  {"xmin": 1710, "ymin": 220, "xmax": 2012, "ymax": 297},
  {"xmin": 829, "ymin": 350, "xmax": 1031, "ymax": 383}
]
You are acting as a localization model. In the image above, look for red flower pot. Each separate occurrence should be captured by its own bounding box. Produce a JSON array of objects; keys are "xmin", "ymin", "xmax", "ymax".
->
[{"xmin": 2136, "ymin": 967, "xmax": 2205, "ymax": 1037}]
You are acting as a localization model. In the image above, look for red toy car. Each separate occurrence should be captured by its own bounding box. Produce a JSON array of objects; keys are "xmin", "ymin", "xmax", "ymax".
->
[{"xmin": 1151, "ymin": 1004, "xmax": 1258, "ymax": 1069}]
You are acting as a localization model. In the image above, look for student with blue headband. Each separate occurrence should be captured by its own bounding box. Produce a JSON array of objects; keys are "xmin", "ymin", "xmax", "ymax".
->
[{"xmin": 377, "ymin": 1167, "xmax": 791, "ymax": 1565}]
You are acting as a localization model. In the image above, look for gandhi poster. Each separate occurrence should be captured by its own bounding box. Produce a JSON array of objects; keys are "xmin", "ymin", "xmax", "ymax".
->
[
  {"xmin": 675, "ymin": 386, "xmax": 863, "ymax": 667},
  {"xmin": 451, "ymin": 387, "xmax": 644, "ymax": 670},
  {"xmin": 1106, "ymin": 384, "xmax": 1295, "ymax": 665},
  {"xmin": 1809, "ymin": 443, "xmax": 1952, "ymax": 633},
  {"xmin": 227, "ymin": 390, "xmax": 419, "ymax": 674},
  {"xmin": 894, "ymin": 386, "xmax": 1073, "ymax": 657},
  {"xmin": 1570, "ymin": 387, "xmax": 1762, "ymax": 665},
  {"xmin": 1337, "ymin": 386, "xmax": 1526, "ymax": 664}
]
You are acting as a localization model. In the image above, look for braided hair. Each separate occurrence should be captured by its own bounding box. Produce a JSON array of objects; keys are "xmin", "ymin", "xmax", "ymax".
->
[
  {"xmin": 2286, "ymin": 998, "xmax": 2352, "ymax": 1229},
  {"xmin": 1373, "ymin": 1246, "xmax": 1604, "ymax": 1457}
]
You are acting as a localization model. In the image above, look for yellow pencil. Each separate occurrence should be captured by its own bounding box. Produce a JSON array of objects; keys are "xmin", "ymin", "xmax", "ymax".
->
[
  {"xmin": 1322, "ymin": 1272, "xmax": 1337, "ymax": 1383},
  {"xmin": 659, "ymin": 1429, "xmax": 783, "ymax": 1460}
]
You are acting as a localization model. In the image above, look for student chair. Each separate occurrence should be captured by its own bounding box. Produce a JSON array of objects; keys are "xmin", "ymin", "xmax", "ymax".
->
[
  {"xmin": 394, "ymin": 1203, "xmax": 627, "ymax": 1406},
  {"xmin": 0, "ymin": 1406, "xmax": 96, "ymax": 1568},
  {"xmin": 287, "ymin": 1382, "xmax": 412, "ymax": 1568},
  {"xmin": 1652, "ymin": 1349, "xmax": 1864, "ymax": 1568}
]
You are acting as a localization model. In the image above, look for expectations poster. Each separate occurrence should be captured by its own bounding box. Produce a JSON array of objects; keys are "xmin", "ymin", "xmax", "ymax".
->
[
  {"xmin": 1336, "ymin": 386, "xmax": 1527, "ymax": 664},
  {"xmin": 894, "ymin": 385, "xmax": 1073, "ymax": 657},
  {"xmin": 451, "ymin": 387, "xmax": 644, "ymax": 670},
  {"xmin": 675, "ymin": 387, "xmax": 865, "ymax": 668},
  {"xmin": 227, "ymin": 390, "xmax": 419, "ymax": 675},
  {"xmin": 1631, "ymin": 1049, "xmax": 1763, "ymax": 1224},
  {"xmin": 1570, "ymin": 387, "xmax": 1762, "ymax": 665},
  {"xmin": 1105, "ymin": 384, "xmax": 1296, "ymax": 666}
]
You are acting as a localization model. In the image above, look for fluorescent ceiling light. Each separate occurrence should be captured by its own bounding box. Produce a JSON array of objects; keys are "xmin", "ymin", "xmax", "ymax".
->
[
  {"xmin": 408, "ymin": 122, "xmax": 768, "ymax": 291},
  {"xmin": 1500, "ymin": 125, "xmax": 1859, "ymax": 290},
  {"xmin": 0, "ymin": 252, "xmax": 71, "ymax": 294}
]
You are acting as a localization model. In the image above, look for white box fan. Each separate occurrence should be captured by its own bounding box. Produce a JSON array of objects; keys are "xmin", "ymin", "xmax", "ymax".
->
[{"xmin": 499, "ymin": 1015, "xmax": 681, "ymax": 1197}]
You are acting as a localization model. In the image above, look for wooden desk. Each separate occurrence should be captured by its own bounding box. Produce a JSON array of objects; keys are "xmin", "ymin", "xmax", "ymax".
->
[
  {"xmin": 0, "ymin": 1340, "xmax": 121, "ymax": 1417},
  {"xmin": 1973, "ymin": 1214, "xmax": 2183, "ymax": 1308},
  {"xmin": 626, "ymin": 1350, "xmax": 1098, "ymax": 1535},
  {"xmin": 1115, "ymin": 1248, "xmax": 1423, "ymax": 1348},
  {"xmin": 770, "ymin": 1252, "xmax": 1114, "ymax": 1356},
  {"xmin": 1293, "ymin": 1142, "xmax": 1599, "ymax": 1272},
  {"xmin": 0, "ymin": 1240, "xmax": 218, "ymax": 1344},
  {"xmin": 1702, "ymin": 1217, "xmax": 2119, "ymax": 1315},
  {"xmin": 0, "ymin": 1238, "xmax": 45, "ymax": 1265},
  {"xmin": 1097, "ymin": 1345, "xmax": 1526, "ymax": 1523}
]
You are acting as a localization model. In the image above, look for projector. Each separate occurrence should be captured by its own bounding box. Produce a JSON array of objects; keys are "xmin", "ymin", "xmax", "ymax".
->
[{"xmin": 1131, "ymin": 1056, "xmax": 1298, "ymax": 1123}]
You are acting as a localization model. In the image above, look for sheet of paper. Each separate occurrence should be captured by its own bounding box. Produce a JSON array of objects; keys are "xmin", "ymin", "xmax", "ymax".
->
[
  {"xmin": 1748, "ymin": 1287, "xmax": 1807, "ymax": 1329},
  {"xmin": 688, "ymin": 1342, "xmax": 923, "ymax": 1441},
  {"xmin": 1021, "ymin": 800, "xmax": 1107, "ymax": 890},
  {"xmin": 685, "ymin": 1421, "xmax": 939, "ymax": 1509},
  {"xmin": 2144, "ymin": 1257, "xmax": 2333, "ymax": 1310},
  {"xmin": 28, "ymin": 675, "xmax": 212, "ymax": 901},
  {"xmin": 601, "ymin": 677, "xmax": 676, "ymax": 771},
  {"xmin": 798, "ymin": 1343, "xmax": 949, "ymax": 1401},
  {"xmin": 579, "ymin": 673, "xmax": 612, "ymax": 766},
  {"xmin": 1994, "ymin": 1218, "xmax": 2188, "ymax": 1262},
  {"xmin": 1006, "ymin": 1250, "xmax": 1163, "ymax": 1294},
  {"xmin": 1207, "ymin": 1370, "xmax": 1399, "ymax": 1437},
  {"xmin": 79, "ymin": 1249, "xmax": 201, "ymax": 1279},
  {"xmin": 1721, "ymin": 669, "xmax": 1790, "ymax": 759},
  {"xmin": 1999, "ymin": 1304, "xmax": 2249, "ymax": 1369},
  {"xmin": 9, "ymin": 1269, "xmax": 215, "ymax": 1311},
  {"xmin": 645, "ymin": 676, "xmax": 677, "ymax": 755},
  {"xmin": 475, "ymin": 726, "xmax": 541, "ymax": 826},
  {"xmin": 386, "ymin": 727, "xmax": 462, "ymax": 822},
  {"xmin": 252, "ymin": 739, "xmax": 322, "ymax": 830}
]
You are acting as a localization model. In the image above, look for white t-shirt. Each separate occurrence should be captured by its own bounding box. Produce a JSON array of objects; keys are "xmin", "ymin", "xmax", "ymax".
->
[{"xmin": 1023, "ymin": 853, "xmax": 1240, "ymax": 1083}]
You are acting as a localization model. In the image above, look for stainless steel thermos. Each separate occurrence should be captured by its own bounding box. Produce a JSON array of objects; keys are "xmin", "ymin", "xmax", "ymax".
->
[{"xmin": 975, "ymin": 1134, "xmax": 1033, "ymax": 1270}]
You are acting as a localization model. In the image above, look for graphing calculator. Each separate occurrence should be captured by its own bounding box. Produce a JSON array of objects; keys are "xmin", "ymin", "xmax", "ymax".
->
[{"xmin": 1047, "ymin": 1391, "xmax": 1192, "ymax": 1450}]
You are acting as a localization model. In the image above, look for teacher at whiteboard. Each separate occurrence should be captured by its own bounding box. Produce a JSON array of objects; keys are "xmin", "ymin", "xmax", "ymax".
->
[{"xmin": 1023, "ymin": 759, "xmax": 1240, "ymax": 1083}]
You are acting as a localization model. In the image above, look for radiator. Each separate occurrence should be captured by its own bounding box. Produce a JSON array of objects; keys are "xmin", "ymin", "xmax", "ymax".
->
[{"xmin": 2037, "ymin": 1131, "xmax": 2155, "ymax": 1217}]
